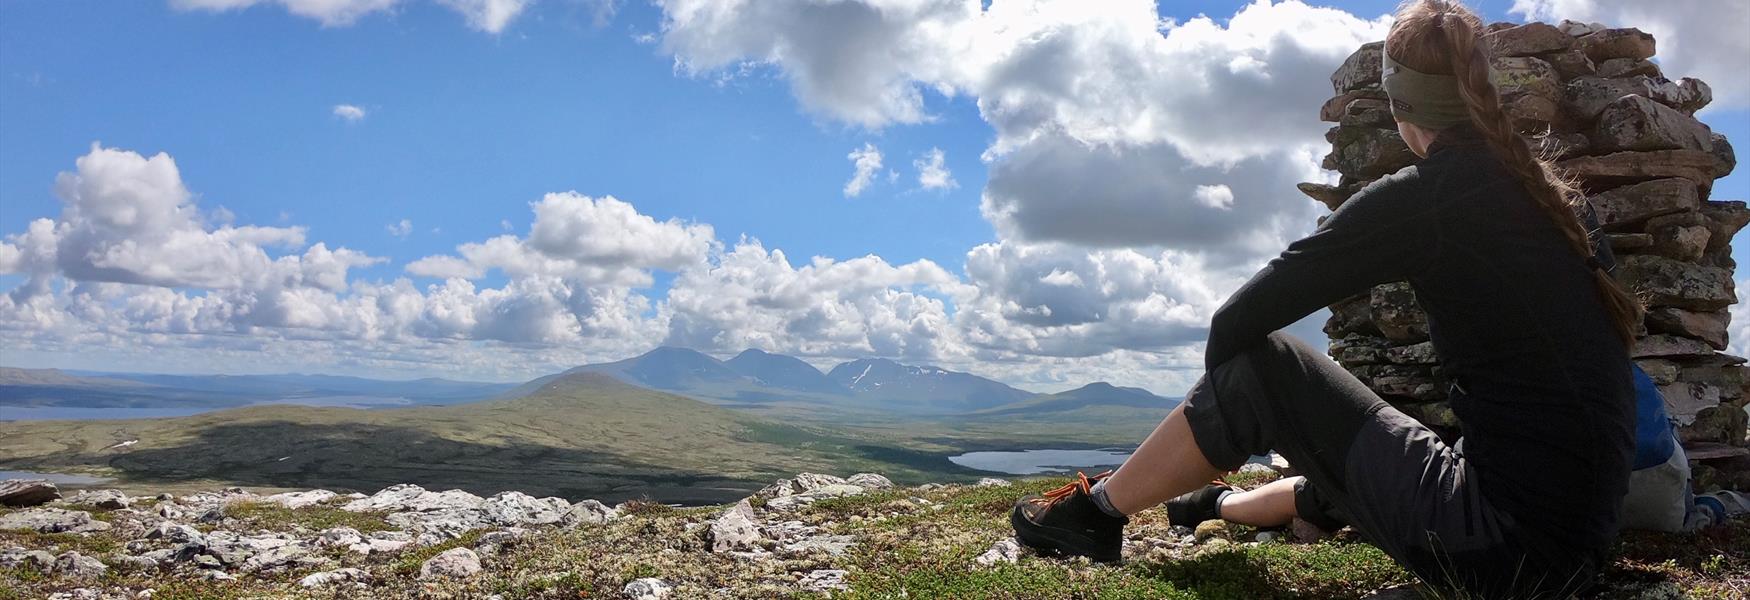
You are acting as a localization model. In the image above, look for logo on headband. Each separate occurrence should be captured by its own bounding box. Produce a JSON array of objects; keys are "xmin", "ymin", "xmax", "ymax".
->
[{"xmin": 1392, "ymin": 98, "xmax": 1414, "ymax": 113}]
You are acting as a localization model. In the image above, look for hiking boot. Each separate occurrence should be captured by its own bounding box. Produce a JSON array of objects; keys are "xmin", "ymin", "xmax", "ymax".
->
[
  {"xmin": 1165, "ymin": 482, "xmax": 1231, "ymax": 527},
  {"xmin": 1010, "ymin": 471, "xmax": 1127, "ymax": 563}
]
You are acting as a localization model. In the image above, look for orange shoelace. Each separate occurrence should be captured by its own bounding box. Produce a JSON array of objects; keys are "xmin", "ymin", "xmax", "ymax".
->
[{"xmin": 1029, "ymin": 470, "xmax": 1114, "ymax": 507}]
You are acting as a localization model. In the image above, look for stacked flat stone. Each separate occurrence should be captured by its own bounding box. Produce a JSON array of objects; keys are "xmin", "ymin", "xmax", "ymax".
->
[{"xmin": 1301, "ymin": 21, "xmax": 1748, "ymax": 470}]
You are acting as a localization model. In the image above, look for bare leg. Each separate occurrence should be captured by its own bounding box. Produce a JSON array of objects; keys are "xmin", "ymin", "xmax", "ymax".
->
[
  {"xmin": 1101, "ymin": 404, "xmax": 1226, "ymax": 515},
  {"xmin": 1217, "ymin": 476, "xmax": 1301, "ymax": 528}
]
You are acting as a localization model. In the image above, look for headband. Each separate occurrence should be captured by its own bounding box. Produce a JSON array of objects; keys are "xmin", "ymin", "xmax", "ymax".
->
[{"xmin": 1381, "ymin": 53, "xmax": 1471, "ymax": 130}]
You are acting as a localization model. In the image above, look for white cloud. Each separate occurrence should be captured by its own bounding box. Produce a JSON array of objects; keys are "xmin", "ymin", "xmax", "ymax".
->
[
  {"xmin": 173, "ymin": 0, "xmax": 535, "ymax": 33},
  {"xmin": 1731, "ymin": 279, "xmax": 1750, "ymax": 358},
  {"xmin": 1510, "ymin": 0, "xmax": 1750, "ymax": 107},
  {"xmin": 435, "ymin": 0, "xmax": 534, "ymax": 33},
  {"xmin": 914, "ymin": 147, "xmax": 957, "ymax": 191},
  {"xmin": 172, "ymin": 0, "xmax": 401, "ymax": 27},
  {"xmin": 332, "ymin": 104, "xmax": 367, "ymax": 121},
  {"xmin": 386, "ymin": 219, "xmax": 413, "ymax": 238},
  {"xmin": 406, "ymin": 192, "xmax": 714, "ymax": 285},
  {"xmin": 1193, "ymin": 184, "xmax": 1235, "ymax": 211},
  {"xmin": 843, "ymin": 143, "xmax": 884, "ymax": 197}
]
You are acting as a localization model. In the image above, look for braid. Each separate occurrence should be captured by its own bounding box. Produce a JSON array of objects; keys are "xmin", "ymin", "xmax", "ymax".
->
[{"xmin": 1391, "ymin": 1, "xmax": 1644, "ymax": 346}]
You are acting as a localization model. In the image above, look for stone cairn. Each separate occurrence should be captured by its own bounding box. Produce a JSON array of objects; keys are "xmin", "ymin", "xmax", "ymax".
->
[{"xmin": 1301, "ymin": 20, "xmax": 1748, "ymax": 488}]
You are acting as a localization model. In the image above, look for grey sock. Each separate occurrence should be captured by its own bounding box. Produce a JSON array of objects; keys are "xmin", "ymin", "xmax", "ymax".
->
[
  {"xmin": 1088, "ymin": 479, "xmax": 1127, "ymax": 518},
  {"xmin": 1214, "ymin": 489, "xmax": 1235, "ymax": 520}
]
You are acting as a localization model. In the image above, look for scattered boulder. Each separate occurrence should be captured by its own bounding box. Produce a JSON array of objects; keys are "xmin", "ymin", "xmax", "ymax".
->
[
  {"xmin": 299, "ymin": 567, "xmax": 370, "ymax": 588},
  {"xmin": 846, "ymin": 473, "xmax": 895, "ymax": 489},
  {"xmin": 975, "ymin": 478, "xmax": 1012, "ymax": 488},
  {"xmin": 800, "ymin": 569, "xmax": 850, "ymax": 592},
  {"xmin": 52, "ymin": 551, "xmax": 108, "ymax": 580},
  {"xmin": 1330, "ymin": 42, "xmax": 1383, "ymax": 94},
  {"xmin": 1559, "ymin": 150, "xmax": 1718, "ymax": 189},
  {"xmin": 0, "ymin": 479, "xmax": 61, "ymax": 507},
  {"xmin": 709, "ymin": 500, "xmax": 764, "ymax": 553},
  {"xmin": 261, "ymin": 489, "xmax": 336, "ymax": 509},
  {"xmin": 0, "ymin": 507, "xmax": 112, "ymax": 534},
  {"xmin": 482, "ymin": 491, "xmax": 566, "ymax": 526},
  {"xmin": 418, "ymin": 547, "xmax": 481, "ymax": 580},
  {"xmin": 561, "ymin": 499, "xmax": 619, "ymax": 527},
  {"xmin": 65, "ymin": 489, "xmax": 129, "ymax": 510},
  {"xmin": 975, "ymin": 538, "xmax": 1022, "ymax": 566},
  {"xmin": 0, "ymin": 547, "xmax": 55, "ymax": 571},
  {"xmin": 623, "ymin": 577, "xmax": 673, "ymax": 600}
]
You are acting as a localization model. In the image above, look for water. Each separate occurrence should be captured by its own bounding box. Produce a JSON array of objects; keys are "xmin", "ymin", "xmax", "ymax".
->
[
  {"xmin": 949, "ymin": 448, "xmax": 1279, "ymax": 475},
  {"xmin": 949, "ymin": 448, "xmax": 1134, "ymax": 475},
  {"xmin": 0, "ymin": 470, "xmax": 111, "ymax": 485}
]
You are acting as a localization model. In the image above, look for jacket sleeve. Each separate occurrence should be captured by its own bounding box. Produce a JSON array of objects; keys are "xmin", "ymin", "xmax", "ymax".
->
[{"xmin": 1204, "ymin": 169, "xmax": 1443, "ymax": 370}]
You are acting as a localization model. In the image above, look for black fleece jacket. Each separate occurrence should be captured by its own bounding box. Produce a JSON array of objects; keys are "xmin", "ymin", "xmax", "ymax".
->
[{"xmin": 1206, "ymin": 124, "xmax": 1635, "ymax": 559}]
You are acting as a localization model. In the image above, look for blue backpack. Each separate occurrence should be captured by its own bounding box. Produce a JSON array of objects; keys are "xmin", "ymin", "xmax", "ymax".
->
[{"xmin": 1631, "ymin": 363, "xmax": 1678, "ymax": 470}]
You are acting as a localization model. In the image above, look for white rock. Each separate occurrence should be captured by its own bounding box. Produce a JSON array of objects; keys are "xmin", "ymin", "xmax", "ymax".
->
[
  {"xmin": 262, "ymin": 489, "xmax": 337, "ymax": 509},
  {"xmin": 561, "ymin": 499, "xmax": 618, "ymax": 527},
  {"xmin": 65, "ymin": 489, "xmax": 130, "ymax": 509},
  {"xmin": 0, "ymin": 507, "xmax": 111, "ymax": 533},
  {"xmin": 343, "ymin": 484, "xmax": 485, "ymax": 513},
  {"xmin": 623, "ymin": 577, "xmax": 672, "ymax": 600},
  {"xmin": 975, "ymin": 478, "xmax": 1012, "ymax": 488},
  {"xmin": 419, "ymin": 547, "xmax": 481, "ymax": 579},
  {"xmin": 845, "ymin": 473, "xmax": 894, "ymax": 489},
  {"xmin": 483, "ymin": 491, "xmax": 565, "ymax": 526},
  {"xmin": 709, "ymin": 500, "xmax": 764, "ymax": 553},
  {"xmin": 757, "ymin": 473, "xmax": 848, "ymax": 498},
  {"xmin": 975, "ymin": 538, "xmax": 1021, "ymax": 566},
  {"xmin": 800, "ymin": 569, "xmax": 850, "ymax": 592},
  {"xmin": 299, "ymin": 567, "xmax": 369, "ymax": 588},
  {"xmin": 146, "ymin": 521, "xmax": 205, "ymax": 545},
  {"xmin": 1236, "ymin": 463, "xmax": 1275, "ymax": 478},
  {"xmin": 53, "ymin": 551, "xmax": 108, "ymax": 580}
]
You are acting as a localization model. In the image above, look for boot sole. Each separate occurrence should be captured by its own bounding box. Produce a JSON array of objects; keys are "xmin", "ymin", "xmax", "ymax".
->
[{"xmin": 1009, "ymin": 505, "xmax": 1122, "ymax": 564}]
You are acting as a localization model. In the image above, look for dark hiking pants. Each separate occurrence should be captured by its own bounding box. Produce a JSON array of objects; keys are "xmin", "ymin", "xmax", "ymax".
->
[{"xmin": 1183, "ymin": 332, "xmax": 1598, "ymax": 598}]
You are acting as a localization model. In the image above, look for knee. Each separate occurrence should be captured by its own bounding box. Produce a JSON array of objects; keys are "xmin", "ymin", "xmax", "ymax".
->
[{"xmin": 1214, "ymin": 331, "xmax": 1308, "ymax": 374}]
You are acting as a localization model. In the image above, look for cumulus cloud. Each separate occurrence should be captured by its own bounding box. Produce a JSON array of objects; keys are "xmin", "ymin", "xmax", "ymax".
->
[
  {"xmin": 332, "ymin": 104, "xmax": 367, "ymax": 121},
  {"xmin": 913, "ymin": 147, "xmax": 957, "ymax": 191},
  {"xmin": 843, "ymin": 143, "xmax": 884, "ymax": 197},
  {"xmin": 405, "ymin": 193, "xmax": 715, "ymax": 285},
  {"xmin": 173, "ymin": 0, "xmax": 534, "ymax": 33},
  {"xmin": 386, "ymin": 219, "xmax": 413, "ymax": 238},
  {"xmin": 1511, "ymin": 0, "xmax": 1750, "ymax": 107}
]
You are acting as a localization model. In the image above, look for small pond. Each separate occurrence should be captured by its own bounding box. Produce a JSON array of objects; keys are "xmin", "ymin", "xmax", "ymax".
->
[{"xmin": 948, "ymin": 448, "xmax": 1135, "ymax": 475}]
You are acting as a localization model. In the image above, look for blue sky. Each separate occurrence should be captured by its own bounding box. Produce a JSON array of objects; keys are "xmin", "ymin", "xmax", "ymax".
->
[{"xmin": 1, "ymin": 0, "xmax": 1746, "ymax": 393}]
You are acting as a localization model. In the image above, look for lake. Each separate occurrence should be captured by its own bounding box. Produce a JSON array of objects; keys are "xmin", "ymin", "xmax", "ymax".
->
[
  {"xmin": 0, "ymin": 470, "xmax": 111, "ymax": 485},
  {"xmin": 949, "ymin": 448, "xmax": 1134, "ymax": 475},
  {"xmin": 950, "ymin": 448, "xmax": 1280, "ymax": 475}
]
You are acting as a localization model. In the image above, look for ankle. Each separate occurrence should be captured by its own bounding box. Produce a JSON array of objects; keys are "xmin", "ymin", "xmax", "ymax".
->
[
  {"xmin": 1088, "ymin": 479, "xmax": 1128, "ymax": 518},
  {"xmin": 1213, "ymin": 489, "xmax": 1235, "ymax": 521}
]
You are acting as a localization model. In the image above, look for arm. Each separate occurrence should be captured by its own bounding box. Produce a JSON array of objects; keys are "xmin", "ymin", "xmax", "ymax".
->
[{"xmin": 1205, "ymin": 170, "xmax": 1443, "ymax": 369}]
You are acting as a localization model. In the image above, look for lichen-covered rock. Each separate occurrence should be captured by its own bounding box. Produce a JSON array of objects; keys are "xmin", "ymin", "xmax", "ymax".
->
[
  {"xmin": 846, "ymin": 473, "xmax": 895, "ymax": 489},
  {"xmin": 1644, "ymin": 211, "xmax": 1713, "ymax": 262},
  {"xmin": 0, "ymin": 508, "xmax": 111, "ymax": 534},
  {"xmin": 1323, "ymin": 126, "xmax": 1416, "ymax": 179},
  {"xmin": 1646, "ymin": 308, "xmax": 1729, "ymax": 350},
  {"xmin": 800, "ymin": 569, "xmax": 850, "ymax": 592},
  {"xmin": 1592, "ymin": 95, "xmax": 1714, "ymax": 154},
  {"xmin": 1632, "ymin": 334, "xmax": 1718, "ymax": 360},
  {"xmin": 1485, "ymin": 22, "xmax": 1570, "ymax": 56},
  {"xmin": 1596, "ymin": 57, "xmax": 1660, "ymax": 79},
  {"xmin": 1560, "ymin": 151, "xmax": 1718, "ymax": 189},
  {"xmin": 1575, "ymin": 27, "xmax": 1655, "ymax": 62},
  {"xmin": 52, "ymin": 552, "xmax": 108, "ymax": 581},
  {"xmin": 1331, "ymin": 41, "xmax": 1382, "ymax": 94},
  {"xmin": 1615, "ymin": 254, "xmax": 1735, "ymax": 312},
  {"xmin": 261, "ymin": 489, "xmax": 336, "ymax": 509},
  {"xmin": 418, "ymin": 547, "xmax": 481, "ymax": 580},
  {"xmin": 299, "ymin": 567, "xmax": 369, "ymax": 588},
  {"xmin": 560, "ymin": 499, "xmax": 618, "ymax": 527},
  {"xmin": 1370, "ymin": 283, "xmax": 1428, "ymax": 343},
  {"xmin": 1563, "ymin": 75, "xmax": 1690, "ymax": 122},
  {"xmin": 623, "ymin": 577, "xmax": 672, "ymax": 600},
  {"xmin": 0, "ymin": 480, "xmax": 60, "ymax": 508},
  {"xmin": 1537, "ymin": 46, "xmax": 1594, "ymax": 79},
  {"xmin": 709, "ymin": 500, "xmax": 763, "ymax": 553},
  {"xmin": 975, "ymin": 538, "xmax": 1021, "ymax": 565},
  {"xmin": 1708, "ymin": 133, "xmax": 1737, "ymax": 179},
  {"xmin": 65, "ymin": 489, "xmax": 129, "ymax": 510},
  {"xmin": 1588, "ymin": 179, "xmax": 1701, "ymax": 230}
]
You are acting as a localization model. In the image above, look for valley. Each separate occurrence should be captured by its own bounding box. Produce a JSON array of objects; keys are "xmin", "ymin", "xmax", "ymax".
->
[{"xmin": 0, "ymin": 348, "xmax": 1184, "ymax": 504}]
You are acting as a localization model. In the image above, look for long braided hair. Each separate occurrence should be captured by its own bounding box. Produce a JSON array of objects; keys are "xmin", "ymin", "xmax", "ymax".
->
[{"xmin": 1387, "ymin": 0, "xmax": 1643, "ymax": 346}]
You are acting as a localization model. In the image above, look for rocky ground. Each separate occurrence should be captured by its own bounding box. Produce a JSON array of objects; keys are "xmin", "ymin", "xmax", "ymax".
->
[{"xmin": 1, "ymin": 466, "xmax": 1744, "ymax": 599}]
